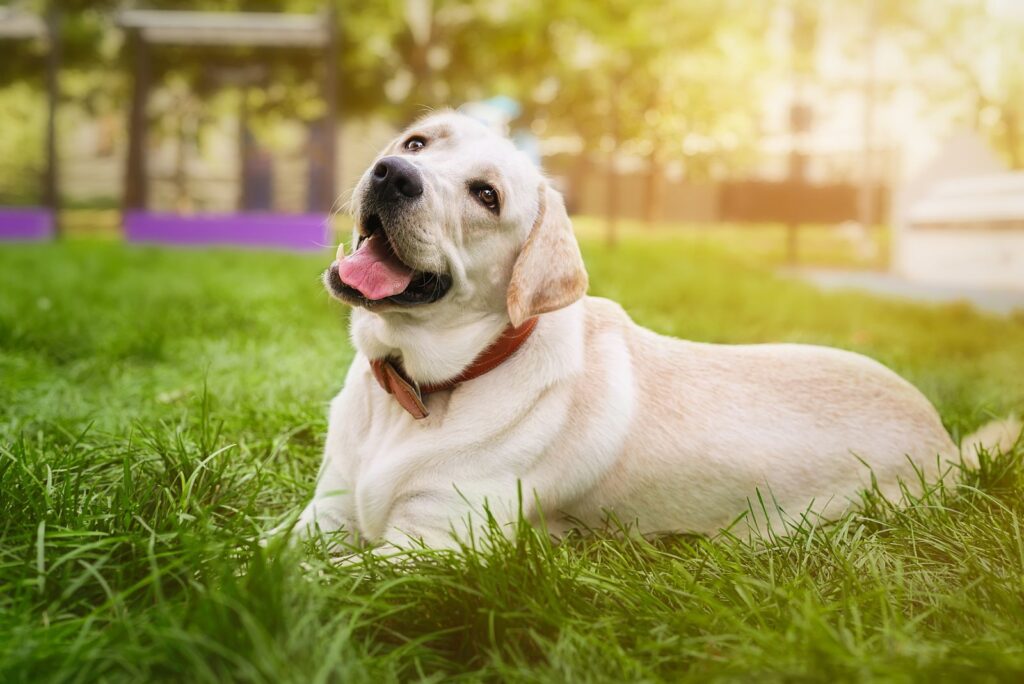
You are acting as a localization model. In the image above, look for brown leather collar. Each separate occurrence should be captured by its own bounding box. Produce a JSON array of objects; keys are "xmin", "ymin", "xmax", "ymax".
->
[{"xmin": 369, "ymin": 317, "xmax": 539, "ymax": 419}]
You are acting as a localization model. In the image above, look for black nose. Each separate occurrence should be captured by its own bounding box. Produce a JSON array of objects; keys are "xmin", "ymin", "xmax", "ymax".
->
[{"xmin": 371, "ymin": 156, "xmax": 423, "ymax": 200}]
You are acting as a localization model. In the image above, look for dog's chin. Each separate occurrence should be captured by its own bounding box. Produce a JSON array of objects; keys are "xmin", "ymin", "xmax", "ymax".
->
[
  {"xmin": 326, "ymin": 209, "xmax": 452, "ymax": 310},
  {"xmin": 324, "ymin": 261, "xmax": 452, "ymax": 311}
]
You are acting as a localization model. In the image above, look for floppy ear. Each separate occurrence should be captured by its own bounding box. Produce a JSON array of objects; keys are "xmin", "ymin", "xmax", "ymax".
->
[{"xmin": 506, "ymin": 182, "xmax": 588, "ymax": 327}]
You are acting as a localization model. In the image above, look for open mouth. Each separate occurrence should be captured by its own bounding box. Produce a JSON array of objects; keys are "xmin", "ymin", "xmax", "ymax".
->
[{"xmin": 325, "ymin": 214, "xmax": 451, "ymax": 307}]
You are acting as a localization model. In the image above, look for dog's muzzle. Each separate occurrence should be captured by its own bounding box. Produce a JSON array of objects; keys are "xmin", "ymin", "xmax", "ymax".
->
[{"xmin": 370, "ymin": 156, "xmax": 423, "ymax": 204}]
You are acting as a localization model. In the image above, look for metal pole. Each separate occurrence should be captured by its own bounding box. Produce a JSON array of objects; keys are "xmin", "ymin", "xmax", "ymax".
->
[{"xmin": 43, "ymin": 2, "xmax": 60, "ymax": 237}]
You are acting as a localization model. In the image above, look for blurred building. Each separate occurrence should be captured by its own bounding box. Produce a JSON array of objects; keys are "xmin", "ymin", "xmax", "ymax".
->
[
  {"xmin": 896, "ymin": 132, "xmax": 1024, "ymax": 289},
  {"xmin": 550, "ymin": 3, "xmax": 959, "ymax": 228}
]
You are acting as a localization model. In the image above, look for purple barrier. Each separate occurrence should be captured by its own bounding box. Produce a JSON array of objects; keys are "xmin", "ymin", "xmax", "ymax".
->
[
  {"xmin": 125, "ymin": 212, "xmax": 331, "ymax": 251},
  {"xmin": 0, "ymin": 208, "xmax": 55, "ymax": 241}
]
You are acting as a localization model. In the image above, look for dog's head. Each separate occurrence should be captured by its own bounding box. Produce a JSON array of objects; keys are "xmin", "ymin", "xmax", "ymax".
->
[{"xmin": 325, "ymin": 111, "xmax": 587, "ymax": 327}]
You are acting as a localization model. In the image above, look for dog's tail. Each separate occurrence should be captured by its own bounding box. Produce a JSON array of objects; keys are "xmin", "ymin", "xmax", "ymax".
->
[{"xmin": 961, "ymin": 416, "xmax": 1023, "ymax": 461}]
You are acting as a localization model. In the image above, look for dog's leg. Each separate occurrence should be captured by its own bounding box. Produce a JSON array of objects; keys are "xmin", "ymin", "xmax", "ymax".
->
[
  {"xmin": 288, "ymin": 390, "xmax": 362, "ymax": 545},
  {"xmin": 294, "ymin": 490, "xmax": 356, "ymax": 540},
  {"xmin": 377, "ymin": 485, "xmax": 530, "ymax": 552},
  {"xmin": 293, "ymin": 439, "xmax": 360, "ymax": 543}
]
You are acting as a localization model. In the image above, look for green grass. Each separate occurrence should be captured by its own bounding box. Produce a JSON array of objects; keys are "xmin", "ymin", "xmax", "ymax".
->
[
  {"xmin": 572, "ymin": 216, "xmax": 890, "ymax": 270},
  {"xmin": 1, "ymin": 237, "xmax": 1023, "ymax": 682}
]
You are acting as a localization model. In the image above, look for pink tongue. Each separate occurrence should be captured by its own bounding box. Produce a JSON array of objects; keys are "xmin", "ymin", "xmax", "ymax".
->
[{"xmin": 338, "ymin": 234, "xmax": 414, "ymax": 300}]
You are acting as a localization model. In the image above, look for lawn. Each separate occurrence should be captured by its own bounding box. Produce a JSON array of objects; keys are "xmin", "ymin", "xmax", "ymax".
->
[{"xmin": 2, "ymin": 236, "xmax": 1024, "ymax": 682}]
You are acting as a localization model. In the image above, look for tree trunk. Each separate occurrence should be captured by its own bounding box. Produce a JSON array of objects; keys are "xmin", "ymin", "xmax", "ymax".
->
[
  {"xmin": 605, "ymin": 76, "xmax": 622, "ymax": 248},
  {"xmin": 567, "ymin": 152, "xmax": 590, "ymax": 216},
  {"xmin": 858, "ymin": 0, "xmax": 876, "ymax": 233},
  {"xmin": 642, "ymin": 152, "xmax": 663, "ymax": 226},
  {"xmin": 605, "ymin": 144, "xmax": 619, "ymax": 247},
  {"xmin": 1004, "ymin": 108, "xmax": 1022, "ymax": 169}
]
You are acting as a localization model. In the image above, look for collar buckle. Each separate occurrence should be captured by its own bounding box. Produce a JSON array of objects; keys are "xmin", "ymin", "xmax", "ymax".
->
[{"xmin": 369, "ymin": 317, "xmax": 538, "ymax": 419}]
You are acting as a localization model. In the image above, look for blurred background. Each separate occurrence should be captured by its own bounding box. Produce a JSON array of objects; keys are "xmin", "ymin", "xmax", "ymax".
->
[{"xmin": 1, "ymin": 0, "xmax": 1023, "ymax": 308}]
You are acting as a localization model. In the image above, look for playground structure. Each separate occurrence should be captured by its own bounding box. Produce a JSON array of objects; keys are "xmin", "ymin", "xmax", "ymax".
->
[
  {"xmin": 0, "ymin": 6, "xmax": 339, "ymax": 251},
  {"xmin": 0, "ymin": 5, "xmax": 59, "ymax": 240},
  {"xmin": 117, "ymin": 8, "xmax": 339, "ymax": 251}
]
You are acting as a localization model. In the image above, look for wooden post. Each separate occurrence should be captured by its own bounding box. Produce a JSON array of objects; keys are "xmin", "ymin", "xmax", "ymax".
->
[
  {"xmin": 43, "ymin": 2, "xmax": 60, "ymax": 237},
  {"xmin": 124, "ymin": 29, "xmax": 150, "ymax": 211},
  {"xmin": 322, "ymin": 2, "xmax": 340, "ymax": 213}
]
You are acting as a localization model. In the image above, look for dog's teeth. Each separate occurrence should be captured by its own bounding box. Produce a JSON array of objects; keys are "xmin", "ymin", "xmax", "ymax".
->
[{"xmin": 336, "ymin": 242, "xmax": 346, "ymax": 261}]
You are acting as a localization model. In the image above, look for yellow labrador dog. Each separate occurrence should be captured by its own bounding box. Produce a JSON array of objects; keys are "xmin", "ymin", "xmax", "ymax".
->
[{"xmin": 297, "ymin": 111, "xmax": 1019, "ymax": 549}]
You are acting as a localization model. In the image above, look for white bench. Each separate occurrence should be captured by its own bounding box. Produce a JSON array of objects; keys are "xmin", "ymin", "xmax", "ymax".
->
[{"xmin": 900, "ymin": 173, "xmax": 1024, "ymax": 289}]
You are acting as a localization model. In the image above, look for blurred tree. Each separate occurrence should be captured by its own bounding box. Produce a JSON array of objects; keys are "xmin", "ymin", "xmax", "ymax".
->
[
  {"xmin": 880, "ymin": 0, "xmax": 1024, "ymax": 169},
  {"xmin": 334, "ymin": 0, "xmax": 565, "ymax": 122},
  {"xmin": 534, "ymin": 0, "xmax": 770, "ymax": 242}
]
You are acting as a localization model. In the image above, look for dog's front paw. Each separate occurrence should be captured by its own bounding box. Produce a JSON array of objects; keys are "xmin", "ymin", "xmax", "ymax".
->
[{"xmin": 261, "ymin": 502, "xmax": 357, "ymax": 549}]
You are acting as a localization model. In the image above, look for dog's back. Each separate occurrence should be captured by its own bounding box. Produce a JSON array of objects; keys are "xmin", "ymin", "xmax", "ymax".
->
[{"xmin": 564, "ymin": 296, "xmax": 989, "ymax": 535}]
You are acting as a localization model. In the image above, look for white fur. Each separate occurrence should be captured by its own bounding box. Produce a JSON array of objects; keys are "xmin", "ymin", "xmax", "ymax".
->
[{"xmin": 295, "ymin": 112, "xmax": 1020, "ymax": 549}]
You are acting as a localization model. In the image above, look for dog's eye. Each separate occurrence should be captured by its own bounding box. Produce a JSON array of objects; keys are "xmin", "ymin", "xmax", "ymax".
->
[
  {"xmin": 472, "ymin": 183, "xmax": 500, "ymax": 213},
  {"xmin": 403, "ymin": 136, "xmax": 426, "ymax": 152}
]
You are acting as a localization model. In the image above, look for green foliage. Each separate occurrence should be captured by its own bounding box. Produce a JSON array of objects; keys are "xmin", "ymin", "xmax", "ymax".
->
[
  {"xmin": 542, "ymin": 0, "xmax": 769, "ymax": 175},
  {"xmin": 1, "ymin": 238, "xmax": 1023, "ymax": 680},
  {"xmin": 4, "ymin": 1, "xmax": 775, "ymax": 160},
  {"xmin": 0, "ymin": 83, "xmax": 45, "ymax": 203},
  {"xmin": 870, "ymin": 0, "xmax": 1024, "ymax": 168}
]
